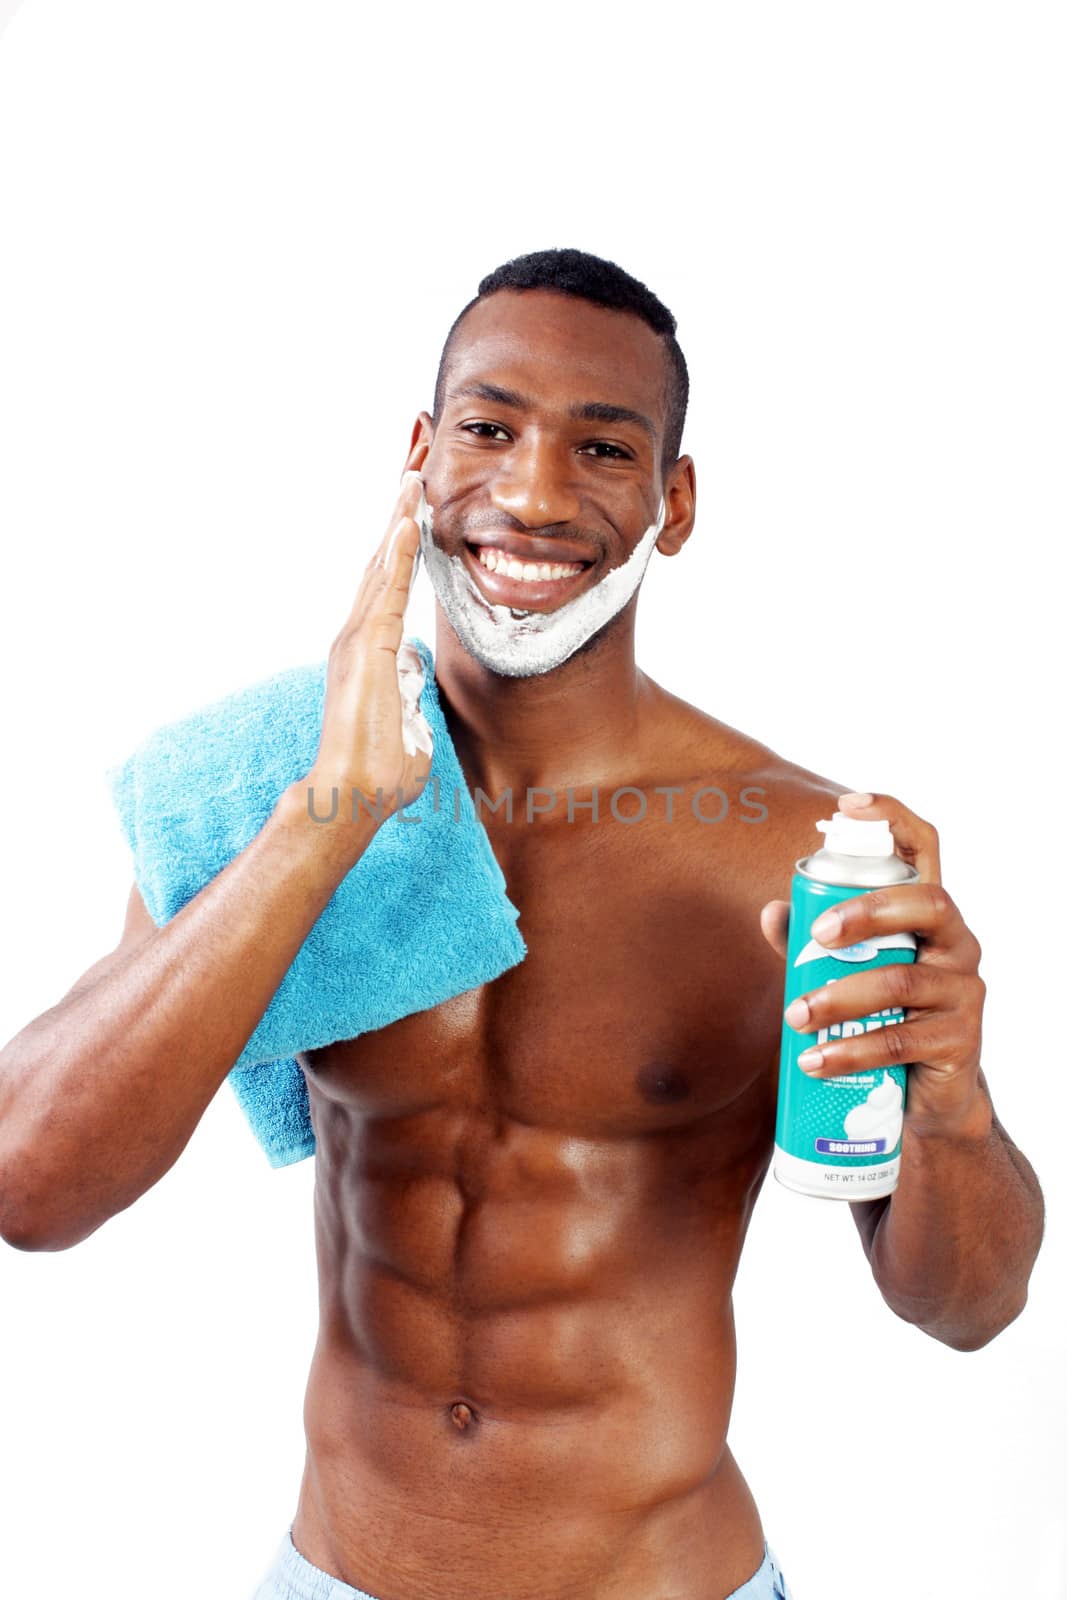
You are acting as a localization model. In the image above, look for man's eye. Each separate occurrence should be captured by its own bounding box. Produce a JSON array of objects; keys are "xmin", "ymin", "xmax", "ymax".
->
[
  {"xmin": 461, "ymin": 422, "xmax": 510, "ymax": 440},
  {"xmin": 580, "ymin": 442, "xmax": 631, "ymax": 459}
]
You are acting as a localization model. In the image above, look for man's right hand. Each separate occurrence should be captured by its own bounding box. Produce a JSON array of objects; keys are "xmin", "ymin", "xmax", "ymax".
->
[{"xmin": 292, "ymin": 460, "xmax": 434, "ymax": 836}]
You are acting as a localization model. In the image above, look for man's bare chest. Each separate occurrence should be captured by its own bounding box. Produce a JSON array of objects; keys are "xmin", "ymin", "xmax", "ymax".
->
[{"xmin": 303, "ymin": 811, "xmax": 788, "ymax": 1166}]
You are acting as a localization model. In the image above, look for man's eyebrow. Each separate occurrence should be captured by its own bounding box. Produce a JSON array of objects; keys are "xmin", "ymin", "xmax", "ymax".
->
[
  {"xmin": 447, "ymin": 383, "xmax": 656, "ymax": 444},
  {"xmin": 571, "ymin": 400, "xmax": 655, "ymax": 443},
  {"xmin": 449, "ymin": 382, "xmax": 531, "ymax": 410}
]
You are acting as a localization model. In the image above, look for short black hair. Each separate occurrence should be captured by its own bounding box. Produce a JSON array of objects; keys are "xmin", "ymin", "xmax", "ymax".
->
[{"xmin": 432, "ymin": 247, "xmax": 688, "ymax": 480}]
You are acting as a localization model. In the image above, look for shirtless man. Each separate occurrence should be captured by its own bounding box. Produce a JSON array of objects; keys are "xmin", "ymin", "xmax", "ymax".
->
[{"xmin": 0, "ymin": 248, "xmax": 1044, "ymax": 1600}]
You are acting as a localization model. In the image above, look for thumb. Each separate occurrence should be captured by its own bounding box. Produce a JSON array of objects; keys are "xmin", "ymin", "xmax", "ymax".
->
[{"xmin": 759, "ymin": 900, "xmax": 790, "ymax": 962}]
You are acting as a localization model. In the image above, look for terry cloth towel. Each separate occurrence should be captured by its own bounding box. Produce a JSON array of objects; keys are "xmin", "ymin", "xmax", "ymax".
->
[{"xmin": 105, "ymin": 635, "xmax": 526, "ymax": 1168}]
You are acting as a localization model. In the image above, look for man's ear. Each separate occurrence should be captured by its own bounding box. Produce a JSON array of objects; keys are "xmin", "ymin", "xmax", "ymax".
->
[
  {"xmin": 403, "ymin": 411, "xmax": 434, "ymax": 474},
  {"xmin": 655, "ymin": 455, "xmax": 696, "ymax": 556}
]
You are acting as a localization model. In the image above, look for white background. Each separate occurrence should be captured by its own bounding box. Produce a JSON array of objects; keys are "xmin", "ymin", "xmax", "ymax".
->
[{"xmin": 1, "ymin": 2, "xmax": 1064, "ymax": 1596}]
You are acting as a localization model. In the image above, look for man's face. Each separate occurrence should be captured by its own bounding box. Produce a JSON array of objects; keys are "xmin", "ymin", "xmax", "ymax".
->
[{"xmin": 415, "ymin": 289, "xmax": 674, "ymax": 677}]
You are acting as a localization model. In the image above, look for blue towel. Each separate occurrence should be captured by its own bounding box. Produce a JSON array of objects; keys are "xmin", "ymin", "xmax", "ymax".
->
[{"xmin": 105, "ymin": 635, "xmax": 526, "ymax": 1167}]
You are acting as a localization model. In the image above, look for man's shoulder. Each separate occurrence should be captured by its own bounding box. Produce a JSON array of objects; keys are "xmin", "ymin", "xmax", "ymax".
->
[
  {"xmin": 647, "ymin": 677, "xmax": 851, "ymax": 789},
  {"xmin": 644, "ymin": 682, "xmax": 857, "ymax": 874}
]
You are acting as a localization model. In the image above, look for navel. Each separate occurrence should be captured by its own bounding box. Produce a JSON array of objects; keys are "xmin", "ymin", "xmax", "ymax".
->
[
  {"xmin": 449, "ymin": 1401, "xmax": 476, "ymax": 1431},
  {"xmin": 636, "ymin": 1061, "xmax": 693, "ymax": 1105}
]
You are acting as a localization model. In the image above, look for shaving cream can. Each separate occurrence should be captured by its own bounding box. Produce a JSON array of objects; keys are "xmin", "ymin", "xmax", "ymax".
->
[{"xmin": 774, "ymin": 811, "xmax": 920, "ymax": 1201}]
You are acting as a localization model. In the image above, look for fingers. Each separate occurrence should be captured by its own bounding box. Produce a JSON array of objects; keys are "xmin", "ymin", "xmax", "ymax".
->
[
  {"xmin": 370, "ymin": 478, "xmax": 424, "ymax": 626},
  {"xmin": 812, "ymin": 882, "xmax": 978, "ymax": 968},
  {"xmin": 836, "ymin": 792, "xmax": 942, "ymax": 885},
  {"xmin": 377, "ymin": 470, "xmax": 430, "ymax": 636},
  {"xmin": 785, "ymin": 962, "xmax": 983, "ymax": 1034},
  {"xmin": 339, "ymin": 472, "xmax": 425, "ymax": 640},
  {"xmin": 379, "ymin": 470, "xmax": 425, "ymax": 570},
  {"xmin": 380, "ymin": 513, "xmax": 421, "ymax": 597},
  {"xmin": 760, "ymin": 900, "xmax": 790, "ymax": 961},
  {"xmin": 372, "ymin": 516, "xmax": 422, "ymax": 653}
]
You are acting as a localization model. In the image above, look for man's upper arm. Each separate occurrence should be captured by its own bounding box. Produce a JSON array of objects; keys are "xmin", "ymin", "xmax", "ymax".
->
[{"xmin": 59, "ymin": 882, "xmax": 159, "ymax": 1005}]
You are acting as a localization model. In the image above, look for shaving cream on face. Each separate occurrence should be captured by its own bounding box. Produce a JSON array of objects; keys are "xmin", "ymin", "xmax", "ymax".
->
[{"xmin": 415, "ymin": 483, "xmax": 667, "ymax": 678}]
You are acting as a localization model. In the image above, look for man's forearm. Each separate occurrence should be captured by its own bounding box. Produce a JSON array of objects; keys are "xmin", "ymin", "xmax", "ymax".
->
[
  {"xmin": 869, "ymin": 1083, "xmax": 1045, "ymax": 1351},
  {"xmin": 0, "ymin": 784, "xmax": 378, "ymax": 1250}
]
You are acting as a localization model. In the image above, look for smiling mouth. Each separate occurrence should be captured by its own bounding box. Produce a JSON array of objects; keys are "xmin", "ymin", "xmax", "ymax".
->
[{"xmin": 462, "ymin": 542, "xmax": 595, "ymax": 608}]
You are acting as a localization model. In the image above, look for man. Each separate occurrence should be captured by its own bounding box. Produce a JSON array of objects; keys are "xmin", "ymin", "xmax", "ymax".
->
[{"xmin": 0, "ymin": 249, "xmax": 1045, "ymax": 1600}]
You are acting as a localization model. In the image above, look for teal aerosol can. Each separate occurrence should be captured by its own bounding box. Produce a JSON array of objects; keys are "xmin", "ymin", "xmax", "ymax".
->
[{"xmin": 774, "ymin": 812, "xmax": 920, "ymax": 1200}]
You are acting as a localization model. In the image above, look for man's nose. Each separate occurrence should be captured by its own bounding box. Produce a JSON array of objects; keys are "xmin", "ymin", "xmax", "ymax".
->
[{"xmin": 489, "ymin": 437, "xmax": 582, "ymax": 530}]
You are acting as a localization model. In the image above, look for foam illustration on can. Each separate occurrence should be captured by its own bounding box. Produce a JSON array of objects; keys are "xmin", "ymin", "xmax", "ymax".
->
[{"xmin": 774, "ymin": 811, "xmax": 920, "ymax": 1200}]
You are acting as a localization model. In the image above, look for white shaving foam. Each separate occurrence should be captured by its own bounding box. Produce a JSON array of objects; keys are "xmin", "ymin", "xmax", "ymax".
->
[
  {"xmin": 843, "ymin": 1071, "xmax": 904, "ymax": 1151},
  {"xmin": 396, "ymin": 639, "xmax": 434, "ymax": 759},
  {"xmin": 414, "ymin": 482, "xmax": 666, "ymax": 678}
]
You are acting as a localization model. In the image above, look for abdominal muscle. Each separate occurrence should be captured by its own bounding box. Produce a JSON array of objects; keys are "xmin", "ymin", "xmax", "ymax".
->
[{"xmin": 289, "ymin": 1110, "xmax": 770, "ymax": 1600}]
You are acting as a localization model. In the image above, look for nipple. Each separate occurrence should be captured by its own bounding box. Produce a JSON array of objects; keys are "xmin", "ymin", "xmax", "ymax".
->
[
  {"xmin": 449, "ymin": 1401, "xmax": 475, "ymax": 1431},
  {"xmin": 636, "ymin": 1060, "xmax": 692, "ymax": 1105}
]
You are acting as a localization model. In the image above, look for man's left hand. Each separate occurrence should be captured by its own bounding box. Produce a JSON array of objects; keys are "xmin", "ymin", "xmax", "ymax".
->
[{"xmin": 759, "ymin": 791, "xmax": 988, "ymax": 1139}]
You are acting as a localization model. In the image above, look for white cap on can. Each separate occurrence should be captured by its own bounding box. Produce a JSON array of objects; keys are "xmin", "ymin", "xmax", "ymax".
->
[{"xmin": 815, "ymin": 812, "xmax": 895, "ymax": 857}]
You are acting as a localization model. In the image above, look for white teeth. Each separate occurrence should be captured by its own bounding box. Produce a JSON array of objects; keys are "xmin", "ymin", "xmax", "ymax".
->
[{"xmin": 477, "ymin": 547, "xmax": 583, "ymax": 582}]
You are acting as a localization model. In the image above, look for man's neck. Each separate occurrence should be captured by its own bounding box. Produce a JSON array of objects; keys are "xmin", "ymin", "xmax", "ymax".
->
[{"xmin": 431, "ymin": 614, "xmax": 648, "ymax": 798}]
